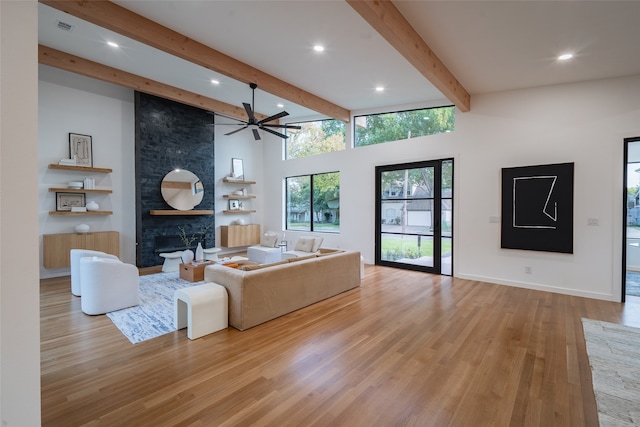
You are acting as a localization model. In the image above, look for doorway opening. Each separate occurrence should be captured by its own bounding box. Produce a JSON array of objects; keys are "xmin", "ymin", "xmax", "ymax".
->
[{"xmin": 624, "ymin": 137, "xmax": 640, "ymax": 302}]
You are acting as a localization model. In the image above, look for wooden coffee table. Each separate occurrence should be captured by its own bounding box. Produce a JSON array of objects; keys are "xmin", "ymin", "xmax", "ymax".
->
[{"xmin": 179, "ymin": 261, "xmax": 214, "ymax": 282}]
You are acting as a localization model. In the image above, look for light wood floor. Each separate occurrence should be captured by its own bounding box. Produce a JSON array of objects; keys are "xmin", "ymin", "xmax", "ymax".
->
[{"xmin": 41, "ymin": 266, "xmax": 640, "ymax": 426}]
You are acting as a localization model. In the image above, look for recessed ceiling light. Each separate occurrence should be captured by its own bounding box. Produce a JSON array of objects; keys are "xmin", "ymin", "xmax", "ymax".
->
[
  {"xmin": 210, "ymin": 79, "xmax": 220, "ymax": 85},
  {"xmin": 313, "ymin": 45, "xmax": 325, "ymax": 52},
  {"xmin": 375, "ymin": 86, "xmax": 385, "ymax": 92},
  {"xmin": 558, "ymin": 53, "xmax": 573, "ymax": 61},
  {"xmin": 107, "ymin": 41, "xmax": 119, "ymax": 48},
  {"xmin": 277, "ymin": 103, "xmax": 284, "ymax": 108}
]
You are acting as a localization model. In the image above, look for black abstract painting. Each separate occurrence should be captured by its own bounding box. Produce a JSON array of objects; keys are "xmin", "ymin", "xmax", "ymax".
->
[{"xmin": 501, "ymin": 162, "xmax": 574, "ymax": 253}]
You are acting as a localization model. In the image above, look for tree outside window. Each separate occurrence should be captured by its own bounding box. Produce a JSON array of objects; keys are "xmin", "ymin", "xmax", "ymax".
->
[{"xmin": 286, "ymin": 172, "xmax": 339, "ymax": 233}]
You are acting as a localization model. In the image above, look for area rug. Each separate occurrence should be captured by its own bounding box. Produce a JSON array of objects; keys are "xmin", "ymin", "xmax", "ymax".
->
[
  {"xmin": 106, "ymin": 272, "xmax": 202, "ymax": 344},
  {"xmin": 626, "ymin": 272, "xmax": 640, "ymax": 297},
  {"xmin": 582, "ymin": 318, "xmax": 640, "ymax": 426}
]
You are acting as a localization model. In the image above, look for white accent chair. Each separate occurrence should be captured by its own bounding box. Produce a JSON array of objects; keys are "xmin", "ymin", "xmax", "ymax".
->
[
  {"xmin": 70, "ymin": 249, "xmax": 119, "ymax": 296},
  {"xmin": 247, "ymin": 231, "xmax": 282, "ymax": 264},
  {"xmin": 281, "ymin": 236, "xmax": 324, "ymax": 259},
  {"xmin": 80, "ymin": 257, "xmax": 140, "ymax": 315}
]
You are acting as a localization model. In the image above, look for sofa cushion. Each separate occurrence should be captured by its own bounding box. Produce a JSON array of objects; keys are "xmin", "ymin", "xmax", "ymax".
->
[
  {"xmin": 242, "ymin": 260, "xmax": 288, "ymax": 271},
  {"xmin": 287, "ymin": 254, "xmax": 318, "ymax": 263},
  {"xmin": 260, "ymin": 232, "xmax": 278, "ymax": 248},
  {"xmin": 294, "ymin": 237, "xmax": 315, "ymax": 252}
]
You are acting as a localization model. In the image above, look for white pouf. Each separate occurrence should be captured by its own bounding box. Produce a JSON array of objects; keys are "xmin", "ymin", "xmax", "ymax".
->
[
  {"xmin": 159, "ymin": 251, "xmax": 183, "ymax": 272},
  {"xmin": 247, "ymin": 245, "xmax": 282, "ymax": 264},
  {"xmin": 174, "ymin": 282, "xmax": 228, "ymax": 340}
]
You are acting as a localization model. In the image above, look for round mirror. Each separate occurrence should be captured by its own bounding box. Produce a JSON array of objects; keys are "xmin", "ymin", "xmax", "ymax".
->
[{"xmin": 160, "ymin": 169, "xmax": 204, "ymax": 210}]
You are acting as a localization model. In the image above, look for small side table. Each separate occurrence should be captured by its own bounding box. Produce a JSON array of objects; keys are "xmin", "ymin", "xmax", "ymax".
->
[
  {"xmin": 179, "ymin": 261, "xmax": 214, "ymax": 282},
  {"xmin": 278, "ymin": 241, "xmax": 288, "ymax": 252}
]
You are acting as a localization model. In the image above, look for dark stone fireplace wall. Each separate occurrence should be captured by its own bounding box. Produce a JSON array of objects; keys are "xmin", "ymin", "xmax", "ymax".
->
[{"xmin": 135, "ymin": 92, "xmax": 214, "ymax": 268}]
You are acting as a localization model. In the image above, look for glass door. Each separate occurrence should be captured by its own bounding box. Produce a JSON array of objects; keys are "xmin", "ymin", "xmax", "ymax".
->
[
  {"xmin": 624, "ymin": 137, "xmax": 640, "ymax": 302},
  {"xmin": 375, "ymin": 159, "xmax": 453, "ymax": 275}
]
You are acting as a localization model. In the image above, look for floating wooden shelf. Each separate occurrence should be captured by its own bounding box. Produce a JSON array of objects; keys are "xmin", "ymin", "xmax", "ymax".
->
[
  {"xmin": 223, "ymin": 194, "xmax": 256, "ymax": 199},
  {"xmin": 222, "ymin": 210, "xmax": 256, "ymax": 214},
  {"xmin": 149, "ymin": 209, "xmax": 214, "ymax": 216},
  {"xmin": 48, "ymin": 187, "xmax": 112, "ymax": 194},
  {"xmin": 48, "ymin": 164, "xmax": 112, "ymax": 173},
  {"xmin": 49, "ymin": 210, "xmax": 113, "ymax": 216},
  {"xmin": 222, "ymin": 177, "xmax": 256, "ymax": 185}
]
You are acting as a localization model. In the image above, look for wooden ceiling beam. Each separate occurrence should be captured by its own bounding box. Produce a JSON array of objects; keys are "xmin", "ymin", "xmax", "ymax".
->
[
  {"xmin": 346, "ymin": 0, "xmax": 471, "ymax": 112},
  {"xmin": 39, "ymin": 45, "xmax": 267, "ymax": 122},
  {"xmin": 39, "ymin": 0, "xmax": 352, "ymax": 122}
]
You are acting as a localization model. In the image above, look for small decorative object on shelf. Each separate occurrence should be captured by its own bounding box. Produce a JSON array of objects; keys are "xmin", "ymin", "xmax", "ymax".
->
[
  {"xmin": 69, "ymin": 133, "xmax": 93, "ymax": 167},
  {"xmin": 86, "ymin": 200, "xmax": 99, "ymax": 211},
  {"xmin": 236, "ymin": 218, "xmax": 245, "ymax": 225},
  {"xmin": 57, "ymin": 192, "xmax": 85, "ymax": 211},
  {"xmin": 75, "ymin": 223, "xmax": 90, "ymax": 233}
]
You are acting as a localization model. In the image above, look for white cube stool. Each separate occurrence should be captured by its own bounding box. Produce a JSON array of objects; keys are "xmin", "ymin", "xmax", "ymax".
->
[
  {"xmin": 159, "ymin": 251, "xmax": 183, "ymax": 272},
  {"xmin": 174, "ymin": 282, "xmax": 228, "ymax": 340},
  {"xmin": 203, "ymin": 247, "xmax": 221, "ymax": 261},
  {"xmin": 247, "ymin": 245, "xmax": 282, "ymax": 264}
]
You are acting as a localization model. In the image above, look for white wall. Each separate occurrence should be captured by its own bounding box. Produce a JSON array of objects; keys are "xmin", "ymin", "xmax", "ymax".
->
[
  {"xmin": 38, "ymin": 65, "xmax": 135, "ymax": 278},
  {"xmin": 1, "ymin": 2, "xmax": 41, "ymax": 425},
  {"xmin": 213, "ymin": 126, "xmax": 265, "ymax": 257},
  {"xmin": 263, "ymin": 75, "xmax": 640, "ymax": 302},
  {"xmin": 37, "ymin": 64, "xmax": 640, "ymax": 302}
]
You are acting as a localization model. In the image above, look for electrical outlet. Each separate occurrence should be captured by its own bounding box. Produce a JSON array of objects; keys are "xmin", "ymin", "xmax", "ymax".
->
[{"xmin": 525, "ymin": 266, "xmax": 532, "ymax": 274}]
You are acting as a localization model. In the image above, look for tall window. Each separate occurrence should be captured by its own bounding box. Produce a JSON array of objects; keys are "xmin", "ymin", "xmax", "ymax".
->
[
  {"xmin": 354, "ymin": 106, "xmax": 455, "ymax": 147},
  {"xmin": 286, "ymin": 172, "xmax": 340, "ymax": 233},
  {"xmin": 285, "ymin": 119, "xmax": 345, "ymax": 159}
]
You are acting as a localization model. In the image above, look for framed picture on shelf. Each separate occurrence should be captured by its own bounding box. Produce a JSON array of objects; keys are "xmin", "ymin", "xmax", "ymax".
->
[
  {"xmin": 56, "ymin": 192, "xmax": 86, "ymax": 211},
  {"xmin": 69, "ymin": 133, "xmax": 93, "ymax": 167},
  {"xmin": 231, "ymin": 158, "xmax": 244, "ymax": 180},
  {"xmin": 229, "ymin": 199, "xmax": 240, "ymax": 210}
]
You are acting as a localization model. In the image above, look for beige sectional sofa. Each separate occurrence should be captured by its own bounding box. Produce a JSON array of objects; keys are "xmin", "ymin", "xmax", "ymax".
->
[{"xmin": 203, "ymin": 248, "xmax": 361, "ymax": 330}]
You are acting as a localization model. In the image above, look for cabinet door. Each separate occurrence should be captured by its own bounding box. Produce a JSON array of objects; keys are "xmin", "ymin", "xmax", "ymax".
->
[
  {"xmin": 85, "ymin": 232, "xmax": 120, "ymax": 257},
  {"xmin": 220, "ymin": 225, "xmax": 260, "ymax": 247},
  {"xmin": 43, "ymin": 231, "xmax": 119, "ymax": 268},
  {"xmin": 43, "ymin": 233, "xmax": 86, "ymax": 269}
]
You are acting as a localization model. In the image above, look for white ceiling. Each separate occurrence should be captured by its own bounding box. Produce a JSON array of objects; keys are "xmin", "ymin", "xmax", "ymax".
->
[{"xmin": 38, "ymin": 1, "xmax": 640, "ymax": 122}]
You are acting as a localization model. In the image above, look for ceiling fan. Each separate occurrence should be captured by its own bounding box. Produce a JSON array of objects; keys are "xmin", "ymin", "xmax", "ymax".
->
[{"xmin": 219, "ymin": 83, "xmax": 301, "ymax": 140}]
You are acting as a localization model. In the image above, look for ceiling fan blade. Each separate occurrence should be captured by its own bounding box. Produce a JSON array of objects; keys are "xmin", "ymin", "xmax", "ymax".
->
[
  {"xmin": 261, "ymin": 126, "xmax": 289, "ymax": 139},
  {"xmin": 261, "ymin": 123, "xmax": 302, "ymax": 130},
  {"xmin": 257, "ymin": 110, "xmax": 289, "ymax": 125},
  {"xmin": 243, "ymin": 102, "xmax": 256, "ymax": 122},
  {"xmin": 252, "ymin": 128, "xmax": 261, "ymax": 140},
  {"xmin": 225, "ymin": 125, "xmax": 248, "ymax": 136}
]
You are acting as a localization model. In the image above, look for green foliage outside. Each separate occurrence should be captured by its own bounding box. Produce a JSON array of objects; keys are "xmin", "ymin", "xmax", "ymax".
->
[
  {"xmin": 286, "ymin": 120, "xmax": 346, "ymax": 159},
  {"xmin": 287, "ymin": 172, "xmax": 340, "ymax": 231},
  {"xmin": 381, "ymin": 236, "xmax": 452, "ymax": 261},
  {"xmin": 355, "ymin": 106, "xmax": 455, "ymax": 147}
]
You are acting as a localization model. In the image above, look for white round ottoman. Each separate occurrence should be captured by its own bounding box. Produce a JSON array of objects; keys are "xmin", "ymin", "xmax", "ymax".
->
[
  {"xmin": 203, "ymin": 247, "xmax": 221, "ymax": 261},
  {"xmin": 159, "ymin": 251, "xmax": 183, "ymax": 272}
]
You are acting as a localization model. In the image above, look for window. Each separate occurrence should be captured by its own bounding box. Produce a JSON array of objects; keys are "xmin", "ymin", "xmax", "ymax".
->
[
  {"xmin": 285, "ymin": 119, "xmax": 345, "ymax": 159},
  {"xmin": 354, "ymin": 106, "xmax": 455, "ymax": 147},
  {"xmin": 286, "ymin": 172, "xmax": 340, "ymax": 233}
]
